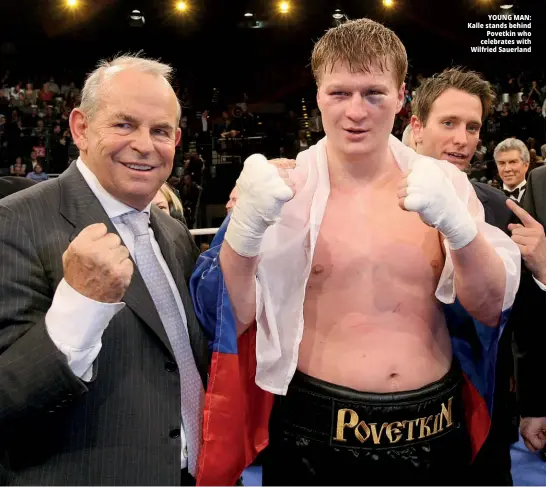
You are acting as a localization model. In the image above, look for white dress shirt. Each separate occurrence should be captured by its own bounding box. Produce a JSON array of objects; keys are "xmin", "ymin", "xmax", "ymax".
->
[
  {"xmin": 533, "ymin": 277, "xmax": 546, "ymax": 291},
  {"xmin": 45, "ymin": 158, "xmax": 189, "ymax": 467}
]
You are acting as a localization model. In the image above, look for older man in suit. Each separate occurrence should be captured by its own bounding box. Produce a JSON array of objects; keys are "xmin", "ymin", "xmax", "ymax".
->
[{"xmin": 0, "ymin": 55, "xmax": 208, "ymax": 485}]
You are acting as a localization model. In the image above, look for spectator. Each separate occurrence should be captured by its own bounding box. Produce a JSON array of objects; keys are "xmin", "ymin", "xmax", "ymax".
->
[
  {"xmin": 45, "ymin": 77, "xmax": 60, "ymax": 96},
  {"xmin": 9, "ymin": 83, "xmax": 24, "ymax": 102},
  {"xmin": 216, "ymin": 110, "xmax": 237, "ymax": 138},
  {"xmin": 31, "ymin": 119, "xmax": 45, "ymax": 138},
  {"xmin": 180, "ymin": 173, "xmax": 201, "ymax": 228},
  {"xmin": 42, "ymin": 105, "xmax": 55, "ymax": 127},
  {"xmin": 49, "ymin": 124, "xmax": 70, "ymax": 173},
  {"xmin": 31, "ymin": 138, "xmax": 47, "ymax": 164},
  {"xmin": 152, "ymin": 182, "xmax": 186, "ymax": 226},
  {"xmin": 10, "ymin": 156, "xmax": 26, "ymax": 176},
  {"xmin": 499, "ymin": 104, "xmax": 513, "ymax": 138},
  {"xmin": 25, "ymin": 162, "xmax": 48, "ymax": 182},
  {"xmin": 28, "ymin": 150, "xmax": 39, "ymax": 170},
  {"xmin": 25, "ymin": 105, "xmax": 42, "ymax": 128},
  {"xmin": 526, "ymin": 80, "xmax": 542, "ymax": 104},
  {"xmin": 475, "ymin": 138, "xmax": 487, "ymax": 162},
  {"xmin": 528, "ymin": 149, "xmax": 543, "ymax": 172},
  {"xmin": 38, "ymin": 82, "xmax": 53, "ymax": 103},
  {"xmin": 24, "ymin": 83, "xmax": 38, "ymax": 106},
  {"xmin": 184, "ymin": 152, "xmax": 204, "ymax": 181}
]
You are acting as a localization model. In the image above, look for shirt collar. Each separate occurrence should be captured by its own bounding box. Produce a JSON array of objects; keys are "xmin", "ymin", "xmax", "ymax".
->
[
  {"xmin": 503, "ymin": 179, "xmax": 527, "ymax": 193},
  {"xmin": 76, "ymin": 158, "xmax": 152, "ymax": 220}
]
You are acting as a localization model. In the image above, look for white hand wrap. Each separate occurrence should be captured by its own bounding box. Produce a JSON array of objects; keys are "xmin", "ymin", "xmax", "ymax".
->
[
  {"xmin": 404, "ymin": 159, "xmax": 478, "ymax": 250},
  {"xmin": 225, "ymin": 154, "xmax": 294, "ymax": 257}
]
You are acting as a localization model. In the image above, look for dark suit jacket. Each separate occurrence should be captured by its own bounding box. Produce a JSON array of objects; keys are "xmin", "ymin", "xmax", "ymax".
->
[
  {"xmin": 0, "ymin": 164, "xmax": 209, "ymax": 485},
  {"xmin": 522, "ymin": 165, "xmax": 546, "ymax": 229},
  {"xmin": 511, "ymin": 165, "xmax": 546, "ymax": 418},
  {"xmin": 472, "ymin": 181, "xmax": 513, "ymax": 234}
]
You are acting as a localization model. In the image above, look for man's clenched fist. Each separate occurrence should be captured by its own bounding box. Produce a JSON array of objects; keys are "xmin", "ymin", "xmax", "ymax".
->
[
  {"xmin": 63, "ymin": 223, "xmax": 134, "ymax": 303},
  {"xmin": 397, "ymin": 159, "xmax": 478, "ymax": 250},
  {"xmin": 224, "ymin": 154, "xmax": 296, "ymax": 257},
  {"xmin": 520, "ymin": 416, "xmax": 546, "ymax": 453}
]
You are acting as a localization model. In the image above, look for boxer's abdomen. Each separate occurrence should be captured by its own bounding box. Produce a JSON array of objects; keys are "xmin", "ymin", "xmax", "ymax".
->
[{"xmin": 298, "ymin": 179, "xmax": 452, "ymax": 393}]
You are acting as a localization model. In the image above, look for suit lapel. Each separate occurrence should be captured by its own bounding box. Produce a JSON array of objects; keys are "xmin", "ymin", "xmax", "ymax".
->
[
  {"xmin": 59, "ymin": 164, "xmax": 175, "ymax": 358},
  {"xmin": 150, "ymin": 209, "xmax": 208, "ymax": 385}
]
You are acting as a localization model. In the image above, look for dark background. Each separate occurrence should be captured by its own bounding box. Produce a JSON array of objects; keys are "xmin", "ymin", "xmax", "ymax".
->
[{"xmin": 0, "ymin": 0, "xmax": 545, "ymax": 106}]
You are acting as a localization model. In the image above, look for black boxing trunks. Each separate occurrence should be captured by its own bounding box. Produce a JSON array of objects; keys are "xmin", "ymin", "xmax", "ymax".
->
[{"xmin": 262, "ymin": 362, "xmax": 474, "ymax": 486}]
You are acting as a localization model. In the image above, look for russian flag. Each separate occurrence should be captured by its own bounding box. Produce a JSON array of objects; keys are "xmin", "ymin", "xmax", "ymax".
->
[{"xmin": 190, "ymin": 217, "xmax": 274, "ymax": 486}]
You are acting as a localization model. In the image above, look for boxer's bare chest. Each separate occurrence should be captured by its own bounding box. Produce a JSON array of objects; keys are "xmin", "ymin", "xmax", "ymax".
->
[{"xmin": 299, "ymin": 181, "xmax": 452, "ymax": 392}]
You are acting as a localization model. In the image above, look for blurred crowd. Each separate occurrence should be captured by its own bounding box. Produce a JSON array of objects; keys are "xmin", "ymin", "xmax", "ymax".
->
[{"xmin": 1, "ymin": 69, "xmax": 545, "ymax": 224}]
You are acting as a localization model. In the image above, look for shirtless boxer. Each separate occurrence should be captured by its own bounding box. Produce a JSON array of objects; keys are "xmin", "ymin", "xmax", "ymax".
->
[{"xmin": 191, "ymin": 19, "xmax": 520, "ymax": 486}]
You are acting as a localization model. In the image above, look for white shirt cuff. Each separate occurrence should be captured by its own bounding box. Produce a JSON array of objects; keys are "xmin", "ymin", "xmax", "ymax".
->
[
  {"xmin": 533, "ymin": 275, "xmax": 546, "ymax": 291},
  {"xmin": 45, "ymin": 278, "xmax": 125, "ymax": 379}
]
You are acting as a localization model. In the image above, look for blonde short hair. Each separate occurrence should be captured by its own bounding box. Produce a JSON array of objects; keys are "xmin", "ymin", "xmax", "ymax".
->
[
  {"xmin": 311, "ymin": 18, "xmax": 408, "ymax": 88},
  {"xmin": 412, "ymin": 68, "xmax": 496, "ymax": 124},
  {"xmin": 160, "ymin": 183, "xmax": 183, "ymax": 215},
  {"xmin": 79, "ymin": 53, "xmax": 181, "ymax": 123}
]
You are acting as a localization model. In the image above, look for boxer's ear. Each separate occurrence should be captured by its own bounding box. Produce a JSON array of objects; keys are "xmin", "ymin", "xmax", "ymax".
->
[{"xmin": 396, "ymin": 83, "xmax": 405, "ymax": 113}]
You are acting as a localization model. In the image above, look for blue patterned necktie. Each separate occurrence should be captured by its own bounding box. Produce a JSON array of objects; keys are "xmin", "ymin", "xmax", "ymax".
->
[{"xmin": 121, "ymin": 211, "xmax": 204, "ymax": 476}]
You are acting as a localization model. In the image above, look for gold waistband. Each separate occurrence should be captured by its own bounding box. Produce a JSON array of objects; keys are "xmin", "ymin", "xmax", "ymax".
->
[{"xmin": 332, "ymin": 396, "xmax": 455, "ymax": 447}]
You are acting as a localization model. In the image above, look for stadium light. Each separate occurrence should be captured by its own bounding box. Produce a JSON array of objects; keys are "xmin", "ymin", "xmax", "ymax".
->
[
  {"xmin": 383, "ymin": 0, "xmax": 394, "ymax": 7},
  {"xmin": 278, "ymin": 1, "xmax": 290, "ymax": 14},
  {"xmin": 129, "ymin": 9, "xmax": 145, "ymax": 26},
  {"xmin": 176, "ymin": 1, "xmax": 187, "ymax": 12}
]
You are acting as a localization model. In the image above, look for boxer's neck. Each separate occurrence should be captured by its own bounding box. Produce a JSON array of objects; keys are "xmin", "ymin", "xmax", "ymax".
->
[{"xmin": 326, "ymin": 140, "xmax": 397, "ymax": 190}]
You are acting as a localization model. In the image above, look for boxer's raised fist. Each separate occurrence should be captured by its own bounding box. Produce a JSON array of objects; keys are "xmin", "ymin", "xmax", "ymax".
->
[
  {"xmin": 397, "ymin": 159, "xmax": 478, "ymax": 250},
  {"xmin": 269, "ymin": 157, "xmax": 297, "ymax": 193},
  {"xmin": 63, "ymin": 223, "xmax": 133, "ymax": 303},
  {"xmin": 225, "ymin": 154, "xmax": 296, "ymax": 257}
]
